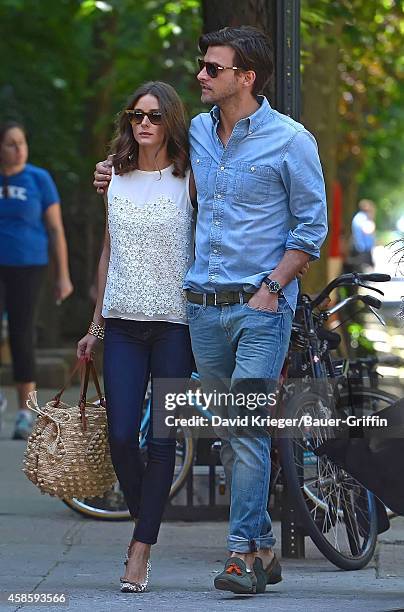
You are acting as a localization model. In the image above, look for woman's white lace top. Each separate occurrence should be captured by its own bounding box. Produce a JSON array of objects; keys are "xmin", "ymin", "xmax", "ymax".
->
[{"xmin": 102, "ymin": 164, "xmax": 193, "ymax": 324}]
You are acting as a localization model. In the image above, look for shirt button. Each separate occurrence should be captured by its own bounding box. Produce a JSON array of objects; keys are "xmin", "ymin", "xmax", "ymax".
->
[
  {"xmin": 213, "ymin": 249, "xmax": 218, "ymax": 254},
  {"xmin": 196, "ymin": 159, "xmax": 200, "ymax": 163},
  {"xmin": 250, "ymin": 166, "xmax": 255, "ymax": 172},
  {"xmin": 216, "ymin": 194, "xmax": 221, "ymax": 198},
  {"xmin": 220, "ymin": 166, "xmax": 225, "ymax": 171},
  {"xmin": 215, "ymin": 221, "xmax": 219, "ymax": 225}
]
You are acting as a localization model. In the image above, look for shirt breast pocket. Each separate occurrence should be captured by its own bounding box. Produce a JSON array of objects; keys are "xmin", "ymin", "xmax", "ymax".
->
[
  {"xmin": 235, "ymin": 162, "xmax": 272, "ymax": 204},
  {"xmin": 191, "ymin": 155, "xmax": 211, "ymax": 198}
]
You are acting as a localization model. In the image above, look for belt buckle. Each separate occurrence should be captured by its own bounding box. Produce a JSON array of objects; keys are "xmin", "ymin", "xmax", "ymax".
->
[{"xmin": 214, "ymin": 293, "xmax": 230, "ymax": 306}]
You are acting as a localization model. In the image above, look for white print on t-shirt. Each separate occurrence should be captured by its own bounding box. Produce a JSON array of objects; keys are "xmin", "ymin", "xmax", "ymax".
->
[{"xmin": 0, "ymin": 186, "xmax": 27, "ymax": 200}]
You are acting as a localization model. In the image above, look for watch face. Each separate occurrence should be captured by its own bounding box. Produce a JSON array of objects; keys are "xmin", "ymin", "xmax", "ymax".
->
[{"xmin": 265, "ymin": 279, "xmax": 281, "ymax": 293}]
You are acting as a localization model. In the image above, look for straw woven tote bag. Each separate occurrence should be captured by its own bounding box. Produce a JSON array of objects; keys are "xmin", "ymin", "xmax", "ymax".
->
[{"xmin": 22, "ymin": 360, "xmax": 116, "ymax": 499}]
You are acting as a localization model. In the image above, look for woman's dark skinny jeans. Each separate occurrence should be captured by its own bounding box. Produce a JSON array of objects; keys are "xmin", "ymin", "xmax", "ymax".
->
[{"xmin": 103, "ymin": 318, "xmax": 193, "ymax": 545}]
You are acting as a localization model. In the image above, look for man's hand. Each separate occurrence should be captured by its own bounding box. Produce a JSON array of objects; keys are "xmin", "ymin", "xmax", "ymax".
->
[
  {"xmin": 94, "ymin": 154, "xmax": 114, "ymax": 194},
  {"xmin": 248, "ymin": 285, "xmax": 279, "ymax": 313},
  {"xmin": 297, "ymin": 262, "xmax": 310, "ymax": 279}
]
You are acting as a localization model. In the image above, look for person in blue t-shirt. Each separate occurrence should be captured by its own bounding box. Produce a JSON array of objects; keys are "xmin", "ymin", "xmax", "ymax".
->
[
  {"xmin": 350, "ymin": 199, "xmax": 376, "ymax": 269},
  {"xmin": 0, "ymin": 121, "xmax": 73, "ymax": 440}
]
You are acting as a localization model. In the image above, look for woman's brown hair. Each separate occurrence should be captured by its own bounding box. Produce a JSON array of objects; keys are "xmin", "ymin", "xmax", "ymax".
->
[{"xmin": 110, "ymin": 81, "xmax": 189, "ymax": 178}]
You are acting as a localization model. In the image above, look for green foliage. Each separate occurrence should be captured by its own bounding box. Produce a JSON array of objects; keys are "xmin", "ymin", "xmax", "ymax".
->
[
  {"xmin": 0, "ymin": 0, "xmax": 202, "ymax": 192},
  {"xmin": 301, "ymin": 0, "xmax": 404, "ymax": 229},
  {"xmin": 0, "ymin": 0, "xmax": 202, "ymax": 337},
  {"xmin": 347, "ymin": 322, "xmax": 376, "ymax": 356}
]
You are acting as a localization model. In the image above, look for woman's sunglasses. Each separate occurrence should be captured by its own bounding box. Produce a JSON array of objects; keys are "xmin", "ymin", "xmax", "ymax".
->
[
  {"xmin": 197, "ymin": 58, "xmax": 241, "ymax": 79},
  {"xmin": 125, "ymin": 110, "xmax": 163, "ymax": 125}
]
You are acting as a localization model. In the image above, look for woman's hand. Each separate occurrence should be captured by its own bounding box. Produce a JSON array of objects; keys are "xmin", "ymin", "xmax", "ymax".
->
[
  {"xmin": 77, "ymin": 333, "xmax": 98, "ymax": 361},
  {"xmin": 55, "ymin": 276, "xmax": 74, "ymax": 304}
]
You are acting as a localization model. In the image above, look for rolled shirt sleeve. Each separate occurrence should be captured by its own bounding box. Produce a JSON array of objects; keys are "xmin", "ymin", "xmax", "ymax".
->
[{"xmin": 280, "ymin": 131, "xmax": 328, "ymax": 260}]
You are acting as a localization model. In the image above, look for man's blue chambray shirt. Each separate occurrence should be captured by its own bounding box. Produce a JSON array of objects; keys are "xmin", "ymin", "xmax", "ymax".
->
[{"xmin": 183, "ymin": 96, "xmax": 328, "ymax": 313}]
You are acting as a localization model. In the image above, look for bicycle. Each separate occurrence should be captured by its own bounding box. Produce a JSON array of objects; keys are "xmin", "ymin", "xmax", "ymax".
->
[{"xmin": 278, "ymin": 271, "xmax": 398, "ymax": 570}]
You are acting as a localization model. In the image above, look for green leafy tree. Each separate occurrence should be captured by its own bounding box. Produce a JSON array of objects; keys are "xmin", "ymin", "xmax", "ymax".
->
[
  {"xmin": 0, "ymin": 0, "xmax": 202, "ymax": 341},
  {"xmin": 300, "ymin": 0, "xmax": 403, "ymax": 291}
]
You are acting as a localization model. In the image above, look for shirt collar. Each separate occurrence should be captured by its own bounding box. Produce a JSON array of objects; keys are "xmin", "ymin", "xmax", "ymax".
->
[{"xmin": 209, "ymin": 95, "xmax": 272, "ymax": 132}]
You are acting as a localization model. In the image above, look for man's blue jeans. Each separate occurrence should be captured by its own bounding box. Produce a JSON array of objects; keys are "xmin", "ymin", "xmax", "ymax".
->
[{"xmin": 187, "ymin": 296, "xmax": 293, "ymax": 553}]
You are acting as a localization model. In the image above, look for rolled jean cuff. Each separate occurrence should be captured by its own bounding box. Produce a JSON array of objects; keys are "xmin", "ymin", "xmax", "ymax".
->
[{"xmin": 227, "ymin": 534, "xmax": 276, "ymax": 553}]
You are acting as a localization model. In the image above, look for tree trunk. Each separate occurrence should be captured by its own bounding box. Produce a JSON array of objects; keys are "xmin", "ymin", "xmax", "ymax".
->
[
  {"xmin": 202, "ymin": 0, "xmax": 271, "ymax": 32},
  {"xmin": 201, "ymin": 0, "xmax": 276, "ymax": 102},
  {"xmin": 300, "ymin": 23, "xmax": 341, "ymax": 293},
  {"xmin": 78, "ymin": 13, "xmax": 117, "ymax": 292}
]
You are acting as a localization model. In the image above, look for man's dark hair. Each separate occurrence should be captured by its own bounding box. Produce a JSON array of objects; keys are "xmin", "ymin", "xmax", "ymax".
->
[{"xmin": 199, "ymin": 26, "xmax": 273, "ymax": 96}]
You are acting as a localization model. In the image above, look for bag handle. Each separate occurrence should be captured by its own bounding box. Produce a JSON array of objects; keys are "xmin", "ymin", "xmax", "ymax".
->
[
  {"xmin": 78, "ymin": 361, "xmax": 106, "ymax": 431},
  {"xmin": 53, "ymin": 360, "xmax": 105, "ymax": 431},
  {"xmin": 52, "ymin": 360, "xmax": 82, "ymax": 406}
]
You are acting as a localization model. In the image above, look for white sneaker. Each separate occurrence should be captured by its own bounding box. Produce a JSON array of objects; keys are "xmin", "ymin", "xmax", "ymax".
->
[{"xmin": 13, "ymin": 411, "xmax": 33, "ymax": 440}]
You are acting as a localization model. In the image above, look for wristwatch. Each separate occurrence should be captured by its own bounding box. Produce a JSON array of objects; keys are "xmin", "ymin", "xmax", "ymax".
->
[{"xmin": 262, "ymin": 277, "xmax": 282, "ymax": 294}]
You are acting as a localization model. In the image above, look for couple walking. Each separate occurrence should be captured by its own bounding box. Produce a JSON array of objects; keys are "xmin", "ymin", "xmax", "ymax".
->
[{"xmin": 78, "ymin": 25, "xmax": 327, "ymax": 595}]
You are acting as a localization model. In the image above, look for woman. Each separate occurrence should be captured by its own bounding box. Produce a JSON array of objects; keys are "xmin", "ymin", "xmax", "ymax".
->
[
  {"xmin": 0, "ymin": 121, "xmax": 73, "ymax": 440},
  {"xmin": 77, "ymin": 82, "xmax": 195, "ymax": 593}
]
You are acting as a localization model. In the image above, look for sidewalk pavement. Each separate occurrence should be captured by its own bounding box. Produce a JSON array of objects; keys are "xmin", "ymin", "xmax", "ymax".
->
[{"xmin": 0, "ymin": 385, "xmax": 403, "ymax": 611}]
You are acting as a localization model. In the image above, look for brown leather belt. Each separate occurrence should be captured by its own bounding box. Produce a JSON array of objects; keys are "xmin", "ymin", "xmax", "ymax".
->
[{"xmin": 186, "ymin": 290, "xmax": 254, "ymax": 306}]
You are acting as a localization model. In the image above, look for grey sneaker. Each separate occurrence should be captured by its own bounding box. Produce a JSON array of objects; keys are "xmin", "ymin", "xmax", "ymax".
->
[
  {"xmin": 12, "ymin": 412, "xmax": 33, "ymax": 440},
  {"xmin": 214, "ymin": 557, "xmax": 258, "ymax": 594},
  {"xmin": 254, "ymin": 553, "xmax": 282, "ymax": 585},
  {"xmin": 0, "ymin": 391, "xmax": 7, "ymax": 432}
]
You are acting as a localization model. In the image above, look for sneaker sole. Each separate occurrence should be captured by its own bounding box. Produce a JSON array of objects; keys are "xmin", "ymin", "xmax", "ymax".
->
[{"xmin": 214, "ymin": 577, "xmax": 256, "ymax": 594}]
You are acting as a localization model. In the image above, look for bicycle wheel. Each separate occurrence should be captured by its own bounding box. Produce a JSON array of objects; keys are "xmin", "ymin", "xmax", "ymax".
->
[
  {"xmin": 337, "ymin": 386, "xmax": 398, "ymax": 520},
  {"xmin": 279, "ymin": 387, "xmax": 397, "ymax": 570},
  {"xmin": 64, "ymin": 423, "xmax": 194, "ymax": 520}
]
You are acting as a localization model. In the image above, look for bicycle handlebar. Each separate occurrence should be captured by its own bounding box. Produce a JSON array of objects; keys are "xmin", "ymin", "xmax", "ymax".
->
[
  {"xmin": 360, "ymin": 295, "xmax": 382, "ymax": 309},
  {"xmin": 311, "ymin": 272, "xmax": 391, "ymax": 309},
  {"xmin": 359, "ymin": 273, "xmax": 391, "ymax": 282},
  {"xmin": 325, "ymin": 293, "xmax": 381, "ymax": 318}
]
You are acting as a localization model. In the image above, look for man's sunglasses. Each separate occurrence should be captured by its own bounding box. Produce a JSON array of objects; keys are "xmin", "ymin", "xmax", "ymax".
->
[
  {"xmin": 197, "ymin": 58, "xmax": 241, "ymax": 79},
  {"xmin": 125, "ymin": 109, "xmax": 163, "ymax": 125}
]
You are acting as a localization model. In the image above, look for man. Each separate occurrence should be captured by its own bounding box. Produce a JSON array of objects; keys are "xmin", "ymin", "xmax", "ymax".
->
[
  {"xmin": 94, "ymin": 26, "xmax": 327, "ymax": 595},
  {"xmin": 350, "ymin": 199, "xmax": 376, "ymax": 270}
]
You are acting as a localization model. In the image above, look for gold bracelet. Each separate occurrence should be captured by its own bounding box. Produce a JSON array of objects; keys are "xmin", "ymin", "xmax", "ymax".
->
[{"xmin": 88, "ymin": 321, "xmax": 105, "ymax": 340}]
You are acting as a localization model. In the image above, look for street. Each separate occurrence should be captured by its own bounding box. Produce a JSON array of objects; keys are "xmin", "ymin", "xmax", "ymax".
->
[{"xmin": 0, "ymin": 386, "xmax": 403, "ymax": 611}]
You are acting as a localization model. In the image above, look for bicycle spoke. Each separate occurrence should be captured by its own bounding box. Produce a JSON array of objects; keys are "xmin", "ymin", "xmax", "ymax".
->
[{"xmin": 341, "ymin": 488, "xmax": 362, "ymax": 555}]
